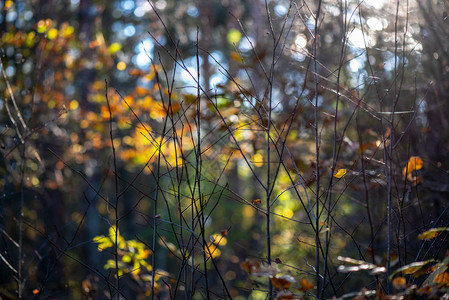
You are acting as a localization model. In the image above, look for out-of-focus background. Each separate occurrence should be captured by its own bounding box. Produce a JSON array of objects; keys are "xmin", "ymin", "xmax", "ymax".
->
[{"xmin": 1, "ymin": 0, "xmax": 449, "ymax": 298}]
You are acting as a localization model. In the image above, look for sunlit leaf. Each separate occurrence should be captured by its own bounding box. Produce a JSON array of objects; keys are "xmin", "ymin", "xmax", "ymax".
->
[
  {"xmin": 299, "ymin": 278, "xmax": 314, "ymax": 291},
  {"xmin": 253, "ymin": 199, "xmax": 262, "ymax": 204},
  {"xmin": 241, "ymin": 259, "xmax": 280, "ymax": 277},
  {"xmin": 434, "ymin": 271, "xmax": 449, "ymax": 287},
  {"xmin": 423, "ymin": 256, "xmax": 449, "ymax": 287},
  {"xmin": 227, "ymin": 29, "xmax": 242, "ymax": 45},
  {"xmin": 47, "ymin": 28, "xmax": 58, "ymax": 40},
  {"xmin": 389, "ymin": 260, "xmax": 437, "ymax": 279},
  {"xmin": 61, "ymin": 25, "xmax": 75, "ymax": 38},
  {"xmin": 403, "ymin": 156, "xmax": 423, "ymax": 180},
  {"xmin": 37, "ymin": 20, "xmax": 48, "ymax": 33},
  {"xmin": 334, "ymin": 168, "xmax": 347, "ymax": 178},
  {"xmin": 128, "ymin": 69, "xmax": 145, "ymax": 76},
  {"xmin": 92, "ymin": 235, "xmax": 113, "ymax": 251},
  {"xmin": 337, "ymin": 256, "xmax": 386, "ymax": 274},
  {"xmin": 205, "ymin": 243, "xmax": 221, "ymax": 259},
  {"xmin": 69, "ymin": 100, "xmax": 79, "ymax": 110},
  {"xmin": 117, "ymin": 61, "xmax": 126, "ymax": 71},
  {"xmin": 271, "ymin": 274, "xmax": 295, "ymax": 290},
  {"xmin": 210, "ymin": 233, "xmax": 227, "ymax": 246},
  {"xmin": 108, "ymin": 42, "xmax": 122, "ymax": 54},
  {"xmin": 392, "ymin": 277, "xmax": 407, "ymax": 289},
  {"xmin": 418, "ymin": 227, "xmax": 448, "ymax": 240},
  {"xmin": 4, "ymin": 0, "xmax": 13, "ymax": 10}
]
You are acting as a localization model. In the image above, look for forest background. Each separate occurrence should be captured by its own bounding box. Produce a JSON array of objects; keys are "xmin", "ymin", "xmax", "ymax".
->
[{"xmin": 1, "ymin": 0, "xmax": 449, "ymax": 299}]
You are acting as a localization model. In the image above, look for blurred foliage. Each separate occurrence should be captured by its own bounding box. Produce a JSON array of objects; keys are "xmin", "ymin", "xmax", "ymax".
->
[{"xmin": 1, "ymin": 0, "xmax": 449, "ymax": 299}]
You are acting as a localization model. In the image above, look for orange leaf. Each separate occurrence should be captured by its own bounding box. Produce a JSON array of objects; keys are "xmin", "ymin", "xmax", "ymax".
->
[
  {"xmin": 299, "ymin": 278, "xmax": 314, "ymax": 291},
  {"xmin": 392, "ymin": 277, "xmax": 407, "ymax": 289},
  {"xmin": 403, "ymin": 156, "xmax": 423, "ymax": 178},
  {"xmin": 271, "ymin": 275, "xmax": 295, "ymax": 290},
  {"xmin": 253, "ymin": 199, "xmax": 262, "ymax": 204},
  {"xmin": 128, "ymin": 69, "xmax": 145, "ymax": 76},
  {"xmin": 434, "ymin": 271, "xmax": 449, "ymax": 287}
]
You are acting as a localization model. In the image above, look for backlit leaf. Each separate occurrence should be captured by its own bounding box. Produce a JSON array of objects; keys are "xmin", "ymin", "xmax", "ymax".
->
[
  {"xmin": 334, "ymin": 169, "xmax": 347, "ymax": 178},
  {"xmin": 299, "ymin": 278, "xmax": 314, "ymax": 291},
  {"xmin": 108, "ymin": 42, "xmax": 122, "ymax": 54},
  {"xmin": 271, "ymin": 274, "xmax": 295, "ymax": 290},
  {"xmin": 403, "ymin": 156, "xmax": 423, "ymax": 179},
  {"xmin": 47, "ymin": 28, "xmax": 58, "ymax": 40},
  {"xmin": 434, "ymin": 271, "xmax": 449, "ymax": 287},
  {"xmin": 389, "ymin": 260, "xmax": 437, "ymax": 279},
  {"xmin": 392, "ymin": 277, "xmax": 407, "ymax": 289},
  {"xmin": 418, "ymin": 227, "xmax": 448, "ymax": 240},
  {"xmin": 227, "ymin": 29, "xmax": 242, "ymax": 45}
]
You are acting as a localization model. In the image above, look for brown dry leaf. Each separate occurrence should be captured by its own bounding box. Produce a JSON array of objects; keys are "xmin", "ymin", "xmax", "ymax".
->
[
  {"xmin": 271, "ymin": 274, "xmax": 295, "ymax": 290},
  {"xmin": 253, "ymin": 199, "xmax": 262, "ymax": 204},
  {"xmin": 240, "ymin": 259, "xmax": 280, "ymax": 277},
  {"xmin": 128, "ymin": 69, "xmax": 144, "ymax": 76},
  {"xmin": 417, "ymin": 285, "xmax": 434, "ymax": 295}
]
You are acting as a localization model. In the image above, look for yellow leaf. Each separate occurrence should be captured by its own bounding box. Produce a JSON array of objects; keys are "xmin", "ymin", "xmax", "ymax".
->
[
  {"xmin": 47, "ymin": 28, "xmax": 58, "ymax": 40},
  {"xmin": 108, "ymin": 42, "xmax": 122, "ymax": 54},
  {"xmin": 418, "ymin": 227, "xmax": 448, "ymax": 240},
  {"xmin": 227, "ymin": 29, "xmax": 242, "ymax": 45},
  {"xmin": 37, "ymin": 20, "xmax": 48, "ymax": 33},
  {"xmin": 61, "ymin": 25, "xmax": 75, "ymax": 38},
  {"xmin": 210, "ymin": 233, "xmax": 227, "ymax": 246},
  {"xmin": 5, "ymin": 0, "xmax": 13, "ymax": 10},
  {"xmin": 334, "ymin": 169, "xmax": 347, "ymax": 178}
]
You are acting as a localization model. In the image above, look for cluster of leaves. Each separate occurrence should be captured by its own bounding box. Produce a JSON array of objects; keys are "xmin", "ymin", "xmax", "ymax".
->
[
  {"xmin": 241, "ymin": 259, "xmax": 314, "ymax": 299},
  {"xmin": 92, "ymin": 226, "xmax": 170, "ymax": 297},
  {"xmin": 335, "ymin": 227, "xmax": 449, "ymax": 299}
]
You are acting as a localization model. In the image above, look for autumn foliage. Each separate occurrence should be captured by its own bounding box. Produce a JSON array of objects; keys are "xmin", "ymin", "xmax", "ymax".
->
[{"xmin": 1, "ymin": 0, "xmax": 449, "ymax": 299}]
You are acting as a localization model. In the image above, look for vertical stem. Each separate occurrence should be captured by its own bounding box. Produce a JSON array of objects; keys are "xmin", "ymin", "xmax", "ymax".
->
[
  {"xmin": 105, "ymin": 81, "xmax": 120, "ymax": 299},
  {"xmin": 18, "ymin": 145, "xmax": 25, "ymax": 299},
  {"xmin": 314, "ymin": 0, "xmax": 323, "ymax": 297},
  {"xmin": 196, "ymin": 28, "xmax": 210, "ymax": 300},
  {"xmin": 263, "ymin": 1, "xmax": 274, "ymax": 297},
  {"xmin": 321, "ymin": 1, "xmax": 349, "ymax": 297},
  {"xmin": 386, "ymin": 0, "xmax": 401, "ymax": 293},
  {"xmin": 266, "ymin": 68, "xmax": 273, "ymax": 300}
]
